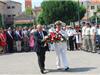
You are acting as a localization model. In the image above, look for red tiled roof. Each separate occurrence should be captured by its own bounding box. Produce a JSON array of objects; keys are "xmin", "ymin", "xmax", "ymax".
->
[
  {"xmin": 91, "ymin": 0, "xmax": 100, "ymax": 3},
  {"xmin": 80, "ymin": 0, "xmax": 100, "ymax": 3}
]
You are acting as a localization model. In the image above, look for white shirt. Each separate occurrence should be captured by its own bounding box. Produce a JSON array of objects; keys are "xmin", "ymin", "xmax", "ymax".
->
[
  {"xmin": 76, "ymin": 32, "xmax": 82, "ymax": 43},
  {"xmin": 96, "ymin": 28, "xmax": 100, "ymax": 35},
  {"xmin": 67, "ymin": 29, "xmax": 76, "ymax": 36},
  {"xmin": 82, "ymin": 26, "xmax": 86, "ymax": 36},
  {"xmin": 90, "ymin": 26, "xmax": 96, "ymax": 35},
  {"xmin": 23, "ymin": 30, "xmax": 27, "ymax": 35},
  {"xmin": 22, "ymin": 30, "xmax": 28, "ymax": 38},
  {"xmin": 85, "ymin": 27, "xmax": 90, "ymax": 35}
]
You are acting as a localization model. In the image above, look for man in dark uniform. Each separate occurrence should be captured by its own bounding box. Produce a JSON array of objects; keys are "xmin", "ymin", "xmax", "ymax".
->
[
  {"xmin": 6, "ymin": 28, "xmax": 14, "ymax": 53},
  {"xmin": 33, "ymin": 25, "xmax": 49, "ymax": 74}
]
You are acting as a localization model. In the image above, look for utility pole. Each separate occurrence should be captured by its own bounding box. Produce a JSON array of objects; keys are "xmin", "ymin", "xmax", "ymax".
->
[
  {"xmin": 78, "ymin": 0, "xmax": 81, "ymax": 26},
  {"xmin": 2, "ymin": 14, "xmax": 4, "ymax": 27},
  {"xmin": 86, "ymin": 1, "xmax": 89, "ymax": 22},
  {"xmin": 95, "ymin": 12, "xmax": 98, "ymax": 25}
]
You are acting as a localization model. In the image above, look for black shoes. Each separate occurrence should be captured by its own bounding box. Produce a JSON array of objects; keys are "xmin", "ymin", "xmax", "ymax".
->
[
  {"xmin": 40, "ymin": 67, "xmax": 70, "ymax": 74},
  {"xmin": 41, "ymin": 69, "xmax": 48, "ymax": 74},
  {"xmin": 64, "ymin": 67, "xmax": 70, "ymax": 71},
  {"xmin": 41, "ymin": 70, "xmax": 45, "ymax": 74}
]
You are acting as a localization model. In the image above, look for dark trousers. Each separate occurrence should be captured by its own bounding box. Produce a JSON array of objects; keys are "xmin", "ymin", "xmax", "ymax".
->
[
  {"xmin": 7, "ymin": 42, "xmax": 14, "ymax": 53},
  {"xmin": 36, "ymin": 50, "xmax": 46, "ymax": 70},
  {"xmin": 69, "ymin": 36, "xmax": 74, "ymax": 50},
  {"xmin": 74, "ymin": 38, "xmax": 78, "ymax": 50}
]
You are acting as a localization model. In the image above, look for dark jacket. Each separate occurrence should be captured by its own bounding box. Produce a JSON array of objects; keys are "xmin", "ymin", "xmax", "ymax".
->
[
  {"xmin": 14, "ymin": 31, "xmax": 22, "ymax": 41},
  {"xmin": 6, "ymin": 31, "xmax": 14, "ymax": 43},
  {"xmin": 33, "ymin": 30, "xmax": 49, "ymax": 52}
]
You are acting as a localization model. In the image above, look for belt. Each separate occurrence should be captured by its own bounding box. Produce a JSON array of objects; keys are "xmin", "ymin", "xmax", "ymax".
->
[{"xmin": 85, "ymin": 35, "xmax": 90, "ymax": 36}]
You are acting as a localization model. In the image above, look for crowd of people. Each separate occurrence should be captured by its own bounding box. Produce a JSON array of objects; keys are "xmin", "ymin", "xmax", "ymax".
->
[
  {"xmin": 49, "ymin": 22, "xmax": 100, "ymax": 54},
  {"xmin": 0, "ymin": 26, "xmax": 36, "ymax": 54},
  {"xmin": 0, "ymin": 22, "xmax": 100, "ymax": 54},
  {"xmin": 0, "ymin": 21, "xmax": 100, "ymax": 74},
  {"xmin": 82, "ymin": 22, "xmax": 100, "ymax": 53}
]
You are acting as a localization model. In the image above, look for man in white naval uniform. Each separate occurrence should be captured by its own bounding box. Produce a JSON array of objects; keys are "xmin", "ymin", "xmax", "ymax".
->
[{"xmin": 54, "ymin": 21, "xmax": 69, "ymax": 71}]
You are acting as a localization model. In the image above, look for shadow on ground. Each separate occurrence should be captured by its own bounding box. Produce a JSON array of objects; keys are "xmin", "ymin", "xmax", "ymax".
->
[{"xmin": 47, "ymin": 67, "xmax": 96, "ymax": 73}]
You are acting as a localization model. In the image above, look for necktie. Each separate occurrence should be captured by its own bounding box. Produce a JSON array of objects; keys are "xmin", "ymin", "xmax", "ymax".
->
[{"xmin": 40, "ymin": 32, "xmax": 43, "ymax": 39}]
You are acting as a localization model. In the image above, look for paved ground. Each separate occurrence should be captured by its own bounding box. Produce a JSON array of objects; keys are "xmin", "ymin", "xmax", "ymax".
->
[{"xmin": 0, "ymin": 51, "xmax": 100, "ymax": 75}]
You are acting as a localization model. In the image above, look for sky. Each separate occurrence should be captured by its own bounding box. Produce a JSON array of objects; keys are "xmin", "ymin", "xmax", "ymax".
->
[{"xmin": 12, "ymin": 0, "xmax": 43, "ymax": 11}]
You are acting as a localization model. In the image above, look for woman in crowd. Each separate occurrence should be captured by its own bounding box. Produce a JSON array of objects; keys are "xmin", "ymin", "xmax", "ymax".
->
[
  {"xmin": 22, "ymin": 27, "xmax": 29, "ymax": 51},
  {"xmin": 76, "ymin": 30, "xmax": 82, "ymax": 50},
  {"xmin": 0, "ymin": 28, "xmax": 7, "ymax": 54},
  {"xmin": 29, "ymin": 32, "xmax": 34, "ymax": 51},
  {"xmin": 14, "ymin": 27, "xmax": 23, "ymax": 52}
]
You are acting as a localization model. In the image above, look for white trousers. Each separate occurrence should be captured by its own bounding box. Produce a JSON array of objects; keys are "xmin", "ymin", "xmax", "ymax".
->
[
  {"xmin": 16, "ymin": 41, "xmax": 21, "ymax": 52},
  {"xmin": 54, "ymin": 42, "xmax": 69, "ymax": 68}
]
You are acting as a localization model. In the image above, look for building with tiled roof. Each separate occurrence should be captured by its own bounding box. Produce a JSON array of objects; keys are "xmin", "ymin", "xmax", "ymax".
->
[
  {"xmin": 0, "ymin": 1, "xmax": 6, "ymax": 15},
  {"xmin": 0, "ymin": 0, "xmax": 22, "ymax": 27},
  {"xmin": 80, "ymin": 0, "xmax": 100, "ymax": 21}
]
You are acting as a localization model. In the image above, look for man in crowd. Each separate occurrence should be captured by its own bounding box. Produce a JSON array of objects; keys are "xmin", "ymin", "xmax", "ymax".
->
[
  {"xmin": 67, "ymin": 26, "xmax": 75, "ymax": 51},
  {"xmin": 84, "ymin": 23, "xmax": 92, "ymax": 52},
  {"xmin": 90, "ymin": 23, "xmax": 96, "ymax": 53},
  {"xmin": 96, "ymin": 24, "xmax": 100, "ymax": 54},
  {"xmin": 82, "ymin": 22, "xmax": 87, "ymax": 50},
  {"xmin": 6, "ymin": 28, "xmax": 14, "ymax": 53},
  {"xmin": 14, "ymin": 27, "xmax": 23, "ymax": 52}
]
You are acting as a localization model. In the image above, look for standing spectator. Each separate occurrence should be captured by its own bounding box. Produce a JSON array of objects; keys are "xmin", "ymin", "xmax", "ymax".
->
[
  {"xmin": 72, "ymin": 27, "xmax": 78, "ymax": 50},
  {"xmin": 12, "ymin": 28, "xmax": 16, "ymax": 51},
  {"xmin": 6, "ymin": 28, "xmax": 14, "ymax": 53},
  {"xmin": 19, "ymin": 26, "xmax": 24, "ymax": 51},
  {"xmin": 90, "ymin": 23, "xmax": 96, "ymax": 53},
  {"xmin": 14, "ymin": 27, "xmax": 22, "ymax": 52},
  {"xmin": 82, "ymin": 22, "xmax": 87, "ymax": 50},
  {"xmin": 22, "ymin": 27, "xmax": 29, "ymax": 51},
  {"xmin": 0, "ymin": 28, "xmax": 7, "ymax": 54},
  {"xmin": 29, "ymin": 32, "xmax": 34, "ymax": 51},
  {"xmin": 84, "ymin": 23, "xmax": 92, "ymax": 52},
  {"xmin": 96, "ymin": 24, "xmax": 100, "ymax": 54},
  {"xmin": 76, "ymin": 30, "xmax": 82, "ymax": 50},
  {"xmin": 66, "ymin": 26, "xmax": 70, "ymax": 50},
  {"xmin": 67, "ymin": 26, "xmax": 75, "ymax": 51}
]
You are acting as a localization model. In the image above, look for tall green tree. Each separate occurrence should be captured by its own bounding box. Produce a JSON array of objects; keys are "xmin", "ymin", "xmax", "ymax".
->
[
  {"xmin": 37, "ymin": 0, "xmax": 86, "ymax": 25},
  {"xmin": 25, "ymin": 7, "xmax": 33, "ymax": 15}
]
